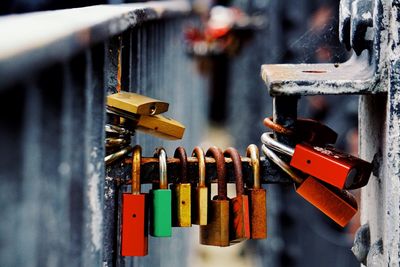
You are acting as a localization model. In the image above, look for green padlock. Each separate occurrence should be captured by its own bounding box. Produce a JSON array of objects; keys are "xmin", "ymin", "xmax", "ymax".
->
[{"xmin": 150, "ymin": 147, "xmax": 172, "ymax": 237}]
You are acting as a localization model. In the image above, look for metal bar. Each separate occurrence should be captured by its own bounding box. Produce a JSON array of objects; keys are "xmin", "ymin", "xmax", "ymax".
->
[
  {"xmin": 0, "ymin": 1, "xmax": 191, "ymax": 90},
  {"xmin": 120, "ymin": 156, "xmax": 292, "ymax": 185}
]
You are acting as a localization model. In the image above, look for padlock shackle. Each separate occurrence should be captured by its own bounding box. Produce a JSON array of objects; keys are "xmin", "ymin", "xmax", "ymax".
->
[
  {"xmin": 154, "ymin": 147, "xmax": 168, "ymax": 189},
  {"xmin": 246, "ymin": 144, "xmax": 260, "ymax": 189},
  {"xmin": 174, "ymin": 147, "xmax": 188, "ymax": 183},
  {"xmin": 224, "ymin": 147, "xmax": 244, "ymax": 196},
  {"xmin": 261, "ymin": 132, "xmax": 295, "ymax": 156},
  {"xmin": 262, "ymin": 145, "xmax": 303, "ymax": 184},
  {"xmin": 131, "ymin": 145, "xmax": 142, "ymax": 195},
  {"xmin": 192, "ymin": 146, "xmax": 206, "ymax": 187},
  {"xmin": 206, "ymin": 146, "xmax": 227, "ymax": 200}
]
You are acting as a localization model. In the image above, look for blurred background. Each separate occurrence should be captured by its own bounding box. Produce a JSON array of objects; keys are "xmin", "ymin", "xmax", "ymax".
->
[{"xmin": 0, "ymin": 0, "xmax": 361, "ymax": 266}]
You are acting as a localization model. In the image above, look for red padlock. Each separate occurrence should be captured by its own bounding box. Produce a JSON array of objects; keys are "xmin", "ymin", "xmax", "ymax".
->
[
  {"xmin": 121, "ymin": 145, "xmax": 148, "ymax": 256},
  {"xmin": 263, "ymin": 145, "xmax": 358, "ymax": 227},
  {"xmin": 261, "ymin": 132, "xmax": 372, "ymax": 190}
]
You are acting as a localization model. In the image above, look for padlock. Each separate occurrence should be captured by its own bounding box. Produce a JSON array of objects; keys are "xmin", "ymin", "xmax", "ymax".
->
[
  {"xmin": 150, "ymin": 147, "xmax": 172, "ymax": 237},
  {"xmin": 200, "ymin": 147, "xmax": 230, "ymax": 247},
  {"xmin": 121, "ymin": 145, "xmax": 148, "ymax": 256},
  {"xmin": 192, "ymin": 146, "xmax": 208, "ymax": 225},
  {"xmin": 107, "ymin": 91, "xmax": 169, "ymax": 115},
  {"xmin": 262, "ymin": 145, "xmax": 358, "ymax": 227},
  {"xmin": 245, "ymin": 144, "xmax": 267, "ymax": 239},
  {"xmin": 106, "ymin": 108, "xmax": 185, "ymax": 140},
  {"xmin": 224, "ymin": 147, "xmax": 251, "ymax": 244},
  {"xmin": 263, "ymin": 117, "xmax": 338, "ymax": 146},
  {"xmin": 261, "ymin": 132, "xmax": 372, "ymax": 190},
  {"xmin": 136, "ymin": 114, "xmax": 185, "ymax": 140},
  {"xmin": 171, "ymin": 147, "xmax": 192, "ymax": 227}
]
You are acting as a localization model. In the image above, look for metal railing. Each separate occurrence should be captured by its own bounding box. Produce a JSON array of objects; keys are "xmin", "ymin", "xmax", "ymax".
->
[{"xmin": 0, "ymin": 2, "xmax": 209, "ymax": 266}]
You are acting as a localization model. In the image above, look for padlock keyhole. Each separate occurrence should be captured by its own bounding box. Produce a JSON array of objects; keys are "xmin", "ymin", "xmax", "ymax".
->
[
  {"xmin": 132, "ymin": 214, "xmax": 137, "ymax": 218},
  {"xmin": 306, "ymin": 160, "xmax": 311, "ymax": 164}
]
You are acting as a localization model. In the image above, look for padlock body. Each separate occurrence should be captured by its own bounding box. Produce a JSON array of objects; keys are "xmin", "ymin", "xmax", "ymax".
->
[
  {"xmin": 247, "ymin": 188, "xmax": 267, "ymax": 239},
  {"xmin": 150, "ymin": 189, "xmax": 172, "ymax": 237},
  {"xmin": 200, "ymin": 199, "xmax": 230, "ymax": 247},
  {"xmin": 229, "ymin": 195, "xmax": 251, "ymax": 244},
  {"xmin": 172, "ymin": 183, "xmax": 192, "ymax": 227},
  {"xmin": 121, "ymin": 194, "xmax": 148, "ymax": 256},
  {"xmin": 291, "ymin": 143, "xmax": 371, "ymax": 189},
  {"xmin": 296, "ymin": 177, "xmax": 358, "ymax": 227},
  {"xmin": 193, "ymin": 186, "xmax": 208, "ymax": 225}
]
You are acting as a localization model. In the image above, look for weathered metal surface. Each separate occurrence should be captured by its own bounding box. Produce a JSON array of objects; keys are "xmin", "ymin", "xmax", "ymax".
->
[
  {"xmin": 261, "ymin": 53, "xmax": 381, "ymax": 96},
  {"xmin": 359, "ymin": 1, "xmax": 400, "ymax": 266},
  {"xmin": 261, "ymin": 0, "xmax": 390, "ymax": 97}
]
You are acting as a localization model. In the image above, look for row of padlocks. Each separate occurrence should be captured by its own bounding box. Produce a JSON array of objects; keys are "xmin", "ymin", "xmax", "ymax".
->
[{"xmin": 105, "ymin": 91, "xmax": 373, "ymax": 257}]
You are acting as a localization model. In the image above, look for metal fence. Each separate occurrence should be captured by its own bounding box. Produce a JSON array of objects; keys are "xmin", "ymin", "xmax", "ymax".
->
[{"xmin": 0, "ymin": 2, "xmax": 209, "ymax": 266}]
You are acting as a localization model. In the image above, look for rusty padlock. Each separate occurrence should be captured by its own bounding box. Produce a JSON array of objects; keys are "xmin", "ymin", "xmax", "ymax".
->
[
  {"xmin": 261, "ymin": 132, "xmax": 372, "ymax": 190},
  {"xmin": 192, "ymin": 146, "xmax": 208, "ymax": 225},
  {"xmin": 200, "ymin": 147, "xmax": 230, "ymax": 247},
  {"xmin": 246, "ymin": 144, "xmax": 267, "ymax": 239},
  {"xmin": 171, "ymin": 147, "xmax": 192, "ymax": 227},
  {"xmin": 224, "ymin": 147, "xmax": 251, "ymax": 244},
  {"xmin": 262, "ymin": 145, "xmax": 358, "ymax": 227},
  {"xmin": 263, "ymin": 117, "xmax": 338, "ymax": 146},
  {"xmin": 121, "ymin": 145, "xmax": 148, "ymax": 256}
]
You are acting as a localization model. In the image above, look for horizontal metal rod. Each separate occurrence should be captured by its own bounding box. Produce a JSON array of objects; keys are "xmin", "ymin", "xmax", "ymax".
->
[{"xmin": 119, "ymin": 156, "xmax": 293, "ymax": 185}]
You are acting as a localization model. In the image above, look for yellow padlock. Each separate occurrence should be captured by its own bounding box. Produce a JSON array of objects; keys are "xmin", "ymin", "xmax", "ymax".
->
[
  {"xmin": 171, "ymin": 147, "xmax": 192, "ymax": 227},
  {"xmin": 107, "ymin": 91, "xmax": 169, "ymax": 115},
  {"xmin": 192, "ymin": 146, "xmax": 208, "ymax": 225}
]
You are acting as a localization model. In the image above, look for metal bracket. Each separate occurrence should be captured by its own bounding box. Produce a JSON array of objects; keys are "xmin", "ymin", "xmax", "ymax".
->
[{"xmin": 261, "ymin": 0, "xmax": 387, "ymax": 96}]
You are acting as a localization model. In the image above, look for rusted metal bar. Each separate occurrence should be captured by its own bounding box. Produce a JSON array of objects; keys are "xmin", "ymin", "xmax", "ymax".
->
[{"xmin": 119, "ymin": 156, "xmax": 292, "ymax": 185}]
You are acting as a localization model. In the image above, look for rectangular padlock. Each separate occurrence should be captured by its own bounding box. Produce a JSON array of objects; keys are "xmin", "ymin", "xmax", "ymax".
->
[
  {"xmin": 136, "ymin": 114, "xmax": 185, "ymax": 140},
  {"xmin": 107, "ymin": 91, "xmax": 169, "ymax": 115},
  {"xmin": 261, "ymin": 132, "xmax": 372, "ymax": 190},
  {"xmin": 150, "ymin": 148, "xmax": 172, "ymax": 237},
  {"xmin": 200, "ymin": 147, "xmax": 230, "ymax": 247},
  {"xmin": 246, "ymin": 144, "xmax": 267, "ymax": 239},
  {"xmin": 263, "ymin": 145, "xmax": 358, "ymax": 227},
  {"xmin": 171, "ymin": 183, "xmax": 192, "ymax": 227},
  {"xmin": 106, "ymin": 108, "xmax": 185, "ymax": 140},
  {"xmin": 224, "ymin": 148, "xmax": 250, "ymax": 244},
  {"xmin": 171, "ymin": 147, "xmax": 192, "ymax": 227},
  {"xmin": 296, "ymin": 177, "xmax": 357, "ymax": 227},
  {"xmin": 121, "ymin": 146, "xmax": 148, "ymax": 256},
  {"xmin": 192, "ymin": 147, "xmax": 208, "ymax": 225}
]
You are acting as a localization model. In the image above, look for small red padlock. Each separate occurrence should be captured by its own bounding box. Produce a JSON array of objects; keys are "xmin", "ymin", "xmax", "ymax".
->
[
  {"xmin": 121, "ymin": 145, "xmax": 148, "ymax": 256},
  {"xmin": 261, "ymin": 132, "xmax": 372, "ymax": 190}
]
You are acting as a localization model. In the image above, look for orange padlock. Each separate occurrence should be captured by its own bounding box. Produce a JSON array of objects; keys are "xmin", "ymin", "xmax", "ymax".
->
[
  {"xmin": 121, "ymin": 145, "xmax": 148, "ymax": 256},
  {"xmin": 246, "ymin": 145, "xmax": 267, "ymax": 239},
  {"xmin": 262, "ymin": 145, "xmax": 358, "ymax": 227},
  {"xmin": 224, "ymin": 147, "xmax": 251, "ymax": 244}
]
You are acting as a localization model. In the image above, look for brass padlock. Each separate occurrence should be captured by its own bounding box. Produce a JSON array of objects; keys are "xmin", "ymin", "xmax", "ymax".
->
[
  {"xmin": 136, "ymin": 114, "xmax": 185, "ymax": 140},
  {"xmin": 107, "ymin": 91, "xmax": 169, "ymax": 115},
  {"xmin": 171, "ymin": 147, "xmax": 192, "ymax": 227},
  {"xmin": 192, "ymin": 146, "xmax": 208, "ymax": 225},
  {"xmin": 246, "ymin": 144, "xmax": 267, "ymax": 239},
  {"xmin": 224, "ymin": 147, "xmax": 250, "ymax": 244},
  {"xmin": 106, "ymin": 108, "xmax": 185, "ymax": 140},
  {"xmin": 200, "ymin": 147, "xmax": 230, "ymax": 247},
  {"xmin": 263, "ymin": 145, "xmax": 358, "ymax": 227}
]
